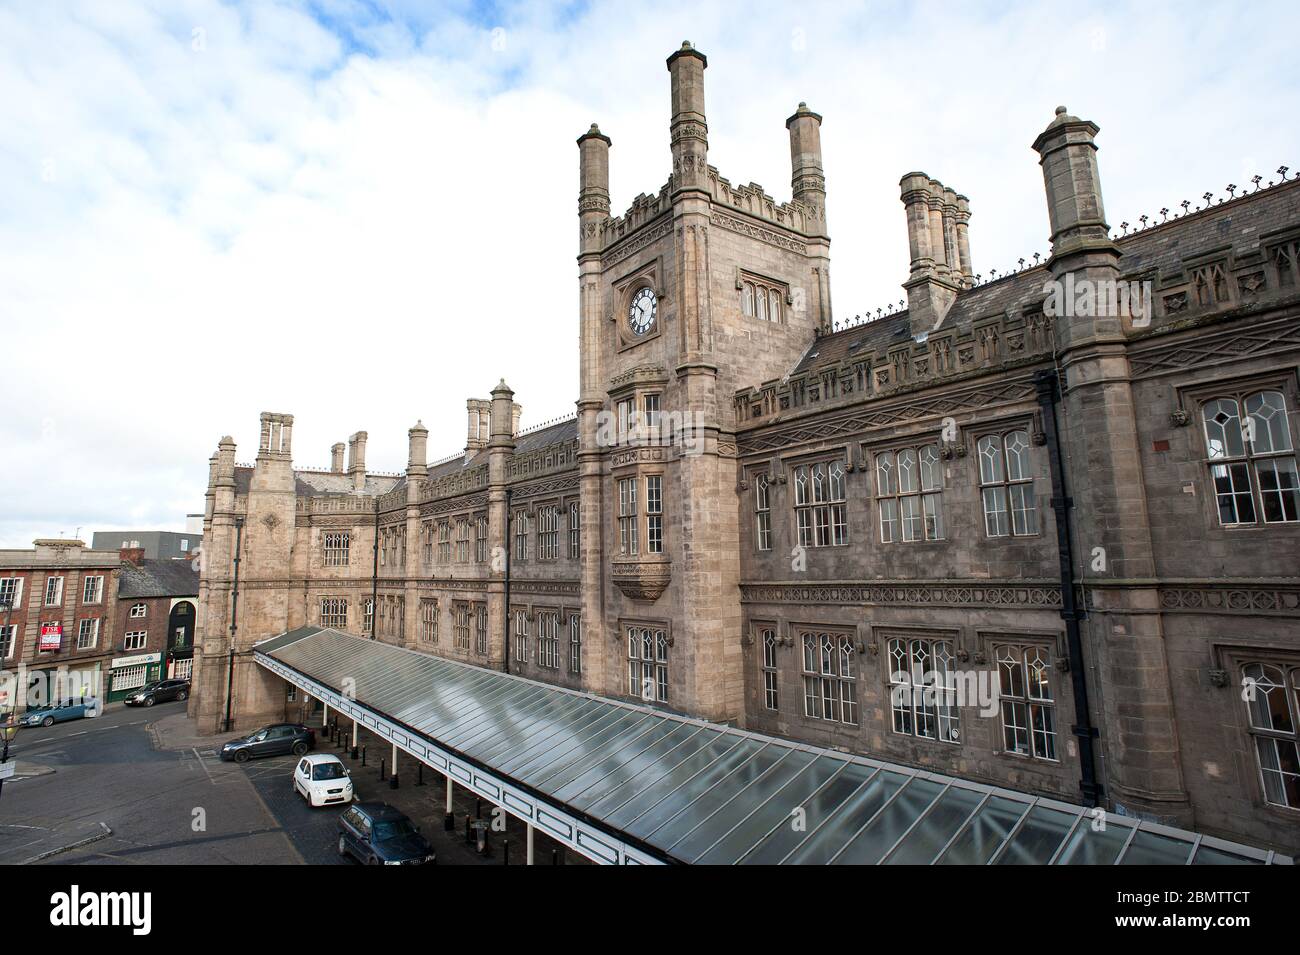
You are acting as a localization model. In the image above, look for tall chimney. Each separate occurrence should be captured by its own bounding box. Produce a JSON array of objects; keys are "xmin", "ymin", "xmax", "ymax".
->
[
  {"xmin": 407, "ymin": 421, "xmax": 428, "ymax": 478},
  {"xmin": 348, "ymin": 431, "xmax": 368, "ymax": 492},
  {"xmin": 331, "ymin": 442, "xmax": 345, "ymax": 473}
]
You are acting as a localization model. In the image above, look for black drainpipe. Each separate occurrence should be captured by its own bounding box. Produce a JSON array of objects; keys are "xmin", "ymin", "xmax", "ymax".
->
[
  {"xmin": 1034, "ymin": 369, "xmax": 1103, "ymax": 807},
  {"xmin": 222, "ymin": 516, "xmax": 244, "ymax": 732},
  {"xmin": 370, "ymin": 498, "xmax": 380, "ymax": 640},
  {"xmin": 503, "ymin": 487, "xmax": 512, "ymax": 673}
]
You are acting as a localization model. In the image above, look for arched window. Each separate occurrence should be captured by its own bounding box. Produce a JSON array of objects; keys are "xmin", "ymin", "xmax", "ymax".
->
[
  {"xmin": 1241, "ymin": 662, "xmax": 1299, "ymax": 807},
  {"xmin": 978, "ymin": 430, "xmax": 1036, "ymax": 537},
  {"xmin": 741, "ymin": 282, "xmax": 755, "ymax": 317},
  {"xmin": 769, "ymin": 288, "xmax": 782, "ymax": 322},
  {"xmin": 755, "ymin": 287, "xmax": 768, "ymax": 321},
  {"xmin": 1202, "ymin": 390, "xmax": 1299, "ymax": 525}
]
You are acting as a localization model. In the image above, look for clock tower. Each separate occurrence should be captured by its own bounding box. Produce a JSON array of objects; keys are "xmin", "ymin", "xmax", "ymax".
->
[{"xmin": 577, "ymin": 42, "xmax": 830, "ymax": 722}]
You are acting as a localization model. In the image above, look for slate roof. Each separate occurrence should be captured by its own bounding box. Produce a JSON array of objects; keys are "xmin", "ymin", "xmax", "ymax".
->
[
  {"xmin": 792, "ymin": 176, "xmax": 1300, "ymax": 378},
  {"xmin": 117, "ymin": 557, "xmax": 200, "ymax": 599}
]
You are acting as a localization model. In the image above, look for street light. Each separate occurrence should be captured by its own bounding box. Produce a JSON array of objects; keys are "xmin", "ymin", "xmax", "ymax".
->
[{"xmin": 0, "ymin": 717, "xmax": 20, "ymax": 803}]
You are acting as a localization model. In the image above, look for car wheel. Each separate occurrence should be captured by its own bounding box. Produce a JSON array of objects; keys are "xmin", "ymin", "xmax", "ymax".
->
[
  {"xmin": 176, "ymin": 690, "xmax": 189, "ymax": 701},
  {"xmin": 337, "ymin": 835, "xmax": 349, "ymax": 859},
  {"xmin": 143, "ymin": 697, "xmax": 155, "ymax": 707},
  {"xmin": 41, "ymin": 716, "xmax": 55, "ymax": 727},
  {"xmin": 291, "ymin": 741, "xmax": 308, "ymax": 756},
  {"xmin": 234, "ymin": 749, "xmax": 250, "ymax": 763}
]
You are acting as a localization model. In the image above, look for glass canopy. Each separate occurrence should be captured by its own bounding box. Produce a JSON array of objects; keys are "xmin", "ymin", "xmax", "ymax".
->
[{"xmin": 255, "ymin": 627, "xmax": 1290, "ymax": 866}]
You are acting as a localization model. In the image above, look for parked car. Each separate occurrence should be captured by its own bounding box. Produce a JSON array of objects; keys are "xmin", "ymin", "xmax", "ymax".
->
[
  {"xmin": 337, "ymin": 803, "xmax": 435, "ymax": 865},
  {"xmin": 293, "ymin": 753, "xmax": 355, "ymax": 807},
  {"xmin": 21, "ymin": 700, "xmax": 94, "ymax": 727},
  {"xmin": 123, "ymin": 679, "xmax": 191, "ymax": 707},
  {"xmin": 219, "ymin": 723, "xmax": 315, "ymax": 762}
]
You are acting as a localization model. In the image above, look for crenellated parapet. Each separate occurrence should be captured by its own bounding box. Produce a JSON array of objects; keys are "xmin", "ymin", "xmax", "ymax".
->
[{"xmin": 734, "ymin": 277, "xmax": 1056, "ymax": 427}]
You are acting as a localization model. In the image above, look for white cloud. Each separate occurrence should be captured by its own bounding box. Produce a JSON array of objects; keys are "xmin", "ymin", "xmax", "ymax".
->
[{"xmin": 1, "ymin": 0, "xmax": 1297, "ymax": 546}]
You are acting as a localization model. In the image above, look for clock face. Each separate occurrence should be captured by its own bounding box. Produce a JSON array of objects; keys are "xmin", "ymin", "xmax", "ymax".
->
[{"xmin": 628, "ymin": 288, "xmax": 657, "ymax": 337}]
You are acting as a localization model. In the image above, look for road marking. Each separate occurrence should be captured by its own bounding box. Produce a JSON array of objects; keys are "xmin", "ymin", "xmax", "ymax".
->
[{"xmin": 193, "ymin": 747, "xmax": 216, "ymax": 784}]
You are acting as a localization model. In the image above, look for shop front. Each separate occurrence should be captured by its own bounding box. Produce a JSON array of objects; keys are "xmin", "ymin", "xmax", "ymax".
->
[{"xmin": 108, "ymin": 651, "xmax": 162, "ymax": 703}]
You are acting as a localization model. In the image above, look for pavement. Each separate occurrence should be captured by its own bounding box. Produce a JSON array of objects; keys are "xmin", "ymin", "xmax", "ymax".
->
[{"xmin": 0, "ymin": 702, "xmax": 586, "ymax": 865}]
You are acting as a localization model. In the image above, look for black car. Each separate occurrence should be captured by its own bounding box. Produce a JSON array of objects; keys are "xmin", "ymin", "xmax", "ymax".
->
[
  {"xmin": 123, "ymin": 679, "xmax": 191, "ymax": 707},
  {"xmin": 337, "ymin": 803, "xmax": 436, "ymax": 865},
  {"xmin": 219, "ymin": 723, "xmax": 315, "ymax": 762}
]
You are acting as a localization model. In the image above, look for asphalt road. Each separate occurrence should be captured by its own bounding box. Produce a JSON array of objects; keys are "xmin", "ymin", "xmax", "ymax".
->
[
  {"xmin": 0, "ymin": 702, "xmax": 310, "ymax": 865},
  {"xmin": 0, "ymin": 703, "xmax": 578, "ymax": 865}
]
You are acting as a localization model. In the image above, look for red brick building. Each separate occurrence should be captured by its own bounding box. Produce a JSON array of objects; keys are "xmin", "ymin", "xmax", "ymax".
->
[
  {"xmin": 111, "ymin": 549, "xmax": 200, "ymax": 701},
  {"xmin": 0, "ymin": 539, "xmax": 121, "ymax": 715}
]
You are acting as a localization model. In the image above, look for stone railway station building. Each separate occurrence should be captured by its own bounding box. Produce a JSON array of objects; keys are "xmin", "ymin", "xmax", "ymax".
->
[{"xmin": 190, "ymin": 43, "xmax": 1300, "ymax": 856}]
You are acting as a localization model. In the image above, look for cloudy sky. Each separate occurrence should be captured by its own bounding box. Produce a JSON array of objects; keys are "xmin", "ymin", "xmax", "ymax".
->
[{"xmin": 1, "ymin": 0, "xmax": 1297, "ymax": 548}]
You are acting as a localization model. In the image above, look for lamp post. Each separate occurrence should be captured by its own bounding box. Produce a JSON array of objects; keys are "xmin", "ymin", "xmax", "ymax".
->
[
  {"xmin": 222, "ymin": 517, "xmax": 244, "ymax": 733},
  {"xmin": 0, "ymin": 597, "xmax": 13, "ymax": 725},
  {"xmin": 0, "ymin": 718, "xmax": 20, "ymax": 804}
]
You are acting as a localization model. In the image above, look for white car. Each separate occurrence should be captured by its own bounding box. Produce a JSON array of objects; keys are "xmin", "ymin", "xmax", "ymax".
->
[{"xmin": 293, "ymin": 753, "xmax": 354, "ymax": 807}]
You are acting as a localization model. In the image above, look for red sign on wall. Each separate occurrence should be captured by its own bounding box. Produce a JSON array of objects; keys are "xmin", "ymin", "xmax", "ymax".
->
[{"xmin": 39, "ymin": 622, "xmax": 63, "ymax": 652}]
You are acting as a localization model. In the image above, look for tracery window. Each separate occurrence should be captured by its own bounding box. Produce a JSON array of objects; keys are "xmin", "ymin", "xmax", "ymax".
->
[
  {"xmin": 978, "ymin": 431, "xmax": 1036, "ymax": 537},
  {"xmin": 1202, "ymin": 390, "xmax": 1299, "ymax": 525}
]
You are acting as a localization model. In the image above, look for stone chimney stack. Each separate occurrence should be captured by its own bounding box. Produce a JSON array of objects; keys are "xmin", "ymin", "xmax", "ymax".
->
[
  {"xmin": 577, "ymin": 123, "xmax": 611, "ymax": 256},
  {"xmin": 667, "ymin": 41, "xmax": 708, "ymax": 194},
  {"xmin": 787, "ymin": 102, "xmax": 827, "ymax": 236},
  {"xmin": 215, "ymin": 435, "xmax": 237, "ymax": 488},
  {"xmin": 119, "ymin": 547, "xmax": 145, "ymax": 567},
  {"xmin": 347, "ymin": 431, "xmax": 368, "ymax": 492},
  {"xmin": 257, "ymin": 412, "xmax": 293, "ymax": 460},
  {"xmin": 900, "ymin": 172, "xmax": 970, "ymax": 338},
  {"xmin": 331, "ymin": 442, "xmax": 345, "ymax": 473},
  {"xmin": 465, "ymin": 399, "xmax": 488, "ymax": 453},
  {"xmin": 407, "ymin": 421, "xmax": 428, "ymax": 478},
  {"xmin": 510, "ymin": 402, "xmax": 522, "ymax": 437},
  {"xmin": 1032, "ymin": 105, "xmax": 1122, "ymax": 346}
]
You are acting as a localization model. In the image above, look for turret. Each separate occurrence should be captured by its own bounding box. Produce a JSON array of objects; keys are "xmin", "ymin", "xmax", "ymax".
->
[
  {"xmin": 787, "ymin": 102, "xmax": 826, "ymax": 236},
  {"xmin": 577, "ymin": 123, "xmax": 611, "ymax": 257},
  {"xmin": 667, "ymin": 41, "xmax": 708, "ymax": 194}
]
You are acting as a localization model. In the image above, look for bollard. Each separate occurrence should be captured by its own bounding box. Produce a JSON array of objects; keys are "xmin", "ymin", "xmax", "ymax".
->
[
  {"xmin": 503, "ymin": 839, "xmax": 510, "ymax": 865},
  {"xmin": 416, "ymin": 764, "xmax": 425, "ymax": 787},
  {"xmin": 361, "ymin": 746, "xmax": 367, "ymax": 766},
  {"xmin": 552, "ymin": 849, "xmax": 559, "ymax": 866},
  {"xmin": 475, "ymin": 798, "xmax": 482, "ymax": 820},
  {"xmin": 350, "ymin": 744, "xmax": 358, "ymax": 760},
  {"xmin": 379, "ymin": 758, "xmax": 386, "ymax": 782},
  {"xmin": 464, "ymin": 814, "xmax": 473, "ymax": 845}
]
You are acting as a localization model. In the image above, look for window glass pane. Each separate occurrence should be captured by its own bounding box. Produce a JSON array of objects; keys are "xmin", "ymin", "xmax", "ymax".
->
[
  {"xmin": 1203, "ymin": 398, "xmax": 1245, "ymax": 458},
  {"xmin": 978, "ymin": 436, "xmax": 1004, "ymax": 484},
  {"xmin": 898, "ymin": 448, "xmax": 918, "ymax": 493},
  {"xmin": 937, "ymin": 796, "xmax": 1030, "ymax": 864},
  {"xmin": 673, "ymin": 749, "xmax": 818, "ymax": 863},
  {"xmin": 994, "ymin": 805, "xmax": 1076, "ymax": 865},
  {"xmin": 880, "ymin": 784, "xmax": 984, "ymax": 865},
  {"xmin": 818, "ymin": 776, "xmax": 944, "ymax": 865},
  {"xmin": 1119, "ymin": 829, "xmax": 1195, "ymax": 865},
  {"xmin": 1245, "ymin": 390, "xmax": 1292, "ymax": 453},
  {"xmin": 695, "ymin": 756, "xmax": 844, "ymax": 864},
  {"xmin": 1054, "ymin": 820, "xmax": 1131, "ymax": 864},
  {"xmin": 738, "ymin": 762, "xmax": 876, "ymax": 864}
]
